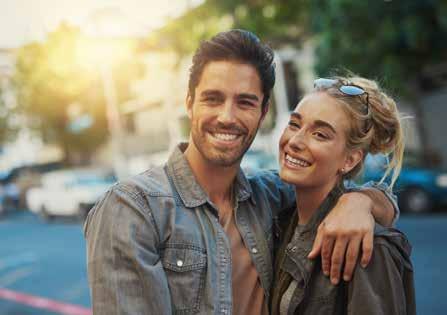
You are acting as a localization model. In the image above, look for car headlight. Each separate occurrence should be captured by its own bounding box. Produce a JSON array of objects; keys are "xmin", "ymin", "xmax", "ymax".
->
[{"xmin": 436, "ymin": 174, "xmax": 447, "ymax": 188}]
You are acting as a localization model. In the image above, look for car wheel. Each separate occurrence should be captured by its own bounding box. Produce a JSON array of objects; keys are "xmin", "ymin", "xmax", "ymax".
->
[
  {"xmin": 399, "ymin": 187, "xmax": 433, "ymax": 214},
  {"xmin": 40, "ymin": 206, "xmax": 53, "ymax": 221},
  {"xmin": 77, "ymin": 206, "xmax": 88, "ymax": 221}
]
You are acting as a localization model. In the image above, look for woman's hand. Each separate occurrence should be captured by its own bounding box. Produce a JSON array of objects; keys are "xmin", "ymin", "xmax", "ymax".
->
[{"xmin": 308, "ymin": 192, "xmax": 374, "ymax": 285}]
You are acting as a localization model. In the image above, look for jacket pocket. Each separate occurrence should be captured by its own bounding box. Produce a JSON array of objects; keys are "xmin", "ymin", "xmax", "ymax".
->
[{"xmin": 162, "ymin": 245, "xmax": 207, "ymax": 314}]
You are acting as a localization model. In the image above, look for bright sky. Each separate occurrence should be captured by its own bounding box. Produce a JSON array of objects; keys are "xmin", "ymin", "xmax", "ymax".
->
[{"xmin": 0, "ymin": 0, "xmax": 202, "ymax": 48}]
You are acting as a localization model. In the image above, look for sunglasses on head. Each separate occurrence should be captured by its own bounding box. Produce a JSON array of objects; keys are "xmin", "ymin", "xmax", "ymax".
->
[{"xmin": 313, "ymin": 78, "xmax": 370, "ymax": 117}]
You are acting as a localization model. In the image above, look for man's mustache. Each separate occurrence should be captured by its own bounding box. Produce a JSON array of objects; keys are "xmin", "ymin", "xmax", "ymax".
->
[{"xmin": 205, "ymin": 122, "xmax": 247, "ymax": 135}]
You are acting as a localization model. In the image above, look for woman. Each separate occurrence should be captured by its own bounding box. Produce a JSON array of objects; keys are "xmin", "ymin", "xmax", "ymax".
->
[{"xmin": 271, "ymin": 77, "xmax": 415, "ymax": 314}]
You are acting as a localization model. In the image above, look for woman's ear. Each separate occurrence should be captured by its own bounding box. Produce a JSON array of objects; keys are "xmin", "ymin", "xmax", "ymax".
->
[{"xmin": 343, "ymin": 149, "xmax": 364, "ymax": 174}]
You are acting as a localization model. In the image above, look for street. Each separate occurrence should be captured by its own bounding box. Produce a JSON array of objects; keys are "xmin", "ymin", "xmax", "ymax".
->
[{"xmin": 0, "ymin": 210, "xmax": 446, "ymax": 314}]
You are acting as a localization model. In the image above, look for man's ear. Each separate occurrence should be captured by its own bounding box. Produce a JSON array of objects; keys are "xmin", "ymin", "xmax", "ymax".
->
[
  {"xmin": 260, "ymin": 101, "xmax": 270, "ymax": 123},
  {"xmin": 343, "ymin": 148, "xmax": 363, "ymax": 174},
  {"xmin": 186, "ymin": 93, "xmax": 193, "ymax": 119}
]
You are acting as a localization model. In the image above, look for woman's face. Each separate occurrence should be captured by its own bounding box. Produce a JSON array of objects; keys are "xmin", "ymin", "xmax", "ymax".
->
[{"xmin": 279, "ymin": 92, "xmax": 360, "ymax": 189}]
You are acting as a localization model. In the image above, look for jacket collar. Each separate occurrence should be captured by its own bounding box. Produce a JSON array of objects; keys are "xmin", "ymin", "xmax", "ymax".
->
[
  {"xmin": 281, "ymin": 184, "xmax": 345, "ymax": 283},
  {"xmin": 167, "ymin": 143, "xmax": 254, "ymax": 208}
]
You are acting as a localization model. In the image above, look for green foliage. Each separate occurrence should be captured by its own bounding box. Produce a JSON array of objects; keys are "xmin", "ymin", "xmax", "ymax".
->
[
  {"xmin": 311, "ymin": 0, "xmax": 447, "ymax": 94},
  {"xmin": 153, "ymin": 0, "xmax": 311, "ymax": 55},
  {"xmin": 154, "ymin": 0, "xmax": 447, "ymax": 95},
  {"xmin": 0, "ymin": 86, "xmax": 11, "ymax": 144},
  {"xmin": 13, "ymin": 23, "xmax": 144, "ymax": 162}
]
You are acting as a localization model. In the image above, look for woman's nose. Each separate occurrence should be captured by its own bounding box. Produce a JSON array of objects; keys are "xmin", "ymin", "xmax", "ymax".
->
[{"xmin": 289, "ymin": 131, "xmax": 307, "ymax": 151}]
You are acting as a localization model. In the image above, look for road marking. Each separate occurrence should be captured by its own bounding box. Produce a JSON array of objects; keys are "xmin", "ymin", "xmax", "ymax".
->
[
  {"xmin": 0, "ymin": 267, "xmax": 34, "ymax": 287},
  {"xmin": 61, "ymin": 280, "xmax": 90, "ymax": 301},
  {"xmin": 0, "ymin": 288, "xmax": 92, "ymax": 315},
  {"xmin": 0, "ymin": 252, "xmax": 38, "ymax": 271}
]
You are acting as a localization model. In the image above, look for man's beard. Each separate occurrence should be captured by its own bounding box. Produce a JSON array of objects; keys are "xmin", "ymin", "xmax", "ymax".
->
[{"xmin": 190, "ymin": 120, "xmax": 259, "ymax": 167}]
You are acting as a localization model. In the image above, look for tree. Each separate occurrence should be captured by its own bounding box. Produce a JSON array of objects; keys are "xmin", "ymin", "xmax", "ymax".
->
[
  {"xmin": 13, "ymin": 23, "xmax": 144, "ymax": 163},
  {"xmin": 310, "ymin": 0, "xmax": 447, "ymax": 151},
  {"xmin": 152, "ymin": 0, "xmax": 311, "ymax": 56},
  {"xmin": 311, "ymin": 0, "xmax": 447, "ymax": 93}
]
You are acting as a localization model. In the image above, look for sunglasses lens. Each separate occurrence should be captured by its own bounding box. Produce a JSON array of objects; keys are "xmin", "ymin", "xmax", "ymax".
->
[
  {"xmin": 339, "ymin": 85, "xmax": 365, "ymax": 96},
  {"xmin": 314, "ymin": 78, "xmax": 337, "ymax": 89}
]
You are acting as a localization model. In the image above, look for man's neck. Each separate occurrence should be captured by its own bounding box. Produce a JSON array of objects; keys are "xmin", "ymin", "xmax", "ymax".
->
[{"xmin": 184, "ymin": 145, "xmax": 239, "ymax": 206}]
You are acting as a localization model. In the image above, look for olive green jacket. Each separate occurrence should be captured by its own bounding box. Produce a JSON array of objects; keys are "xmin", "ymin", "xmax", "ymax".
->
[{"xmin": 271, "ymin": 188, "xmax": 416, "ymax": 315}]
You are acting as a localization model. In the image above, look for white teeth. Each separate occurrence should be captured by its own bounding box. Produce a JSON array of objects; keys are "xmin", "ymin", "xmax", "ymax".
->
[
  {"xmin": 213, "ymin": 133, "xmax": 238, "ymax": 141},
  {"xmin": 285, "ymin": 154, "xmax": 310, "ymax": 167}
]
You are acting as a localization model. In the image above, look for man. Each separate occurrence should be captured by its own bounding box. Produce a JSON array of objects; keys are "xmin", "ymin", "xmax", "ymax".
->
[{"xmin": 84, "ymin": 30, "xmax": 397, "ymax": 315}]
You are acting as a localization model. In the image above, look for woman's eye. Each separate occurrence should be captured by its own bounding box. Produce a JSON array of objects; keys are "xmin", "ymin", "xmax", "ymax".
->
[{"xmin": 314, "ymin": 132, "xmax": 329, "ymax": 139}]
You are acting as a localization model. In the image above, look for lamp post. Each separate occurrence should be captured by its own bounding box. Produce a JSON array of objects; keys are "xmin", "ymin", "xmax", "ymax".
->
[{"xmin": 84, "ymin": 7, "xmax": 139, "ymax": 180}]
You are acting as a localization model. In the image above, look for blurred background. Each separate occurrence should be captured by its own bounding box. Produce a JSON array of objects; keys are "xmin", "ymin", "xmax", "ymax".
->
[{"xmin": 0, "ymin": 0, "xmax": 446, "ymax": 314}]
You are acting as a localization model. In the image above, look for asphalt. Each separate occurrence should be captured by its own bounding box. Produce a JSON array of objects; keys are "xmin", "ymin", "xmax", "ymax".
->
[{"xmin": 0, "ymin": 210, "xmax": 446, "ymax": 314}]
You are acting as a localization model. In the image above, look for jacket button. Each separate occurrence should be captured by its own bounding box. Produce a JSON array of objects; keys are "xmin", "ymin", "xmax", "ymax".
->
[
  {"xmin": 176, "ymin": 260, "xmax": 183, "ymax": 267},
  {"xmin": 251, "ymin": 247, "xmax": 258, "ymax": 254}
]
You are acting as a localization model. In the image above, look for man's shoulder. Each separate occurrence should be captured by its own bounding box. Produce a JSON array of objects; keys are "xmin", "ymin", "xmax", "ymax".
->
[
  {"xmin": 92, "ymin": 165, "xmax": 176, "ymax": 215},
  {"xmin": 116, "ymin": 165, "xmax": 174, "ymax": 199},
  {"xmin": 84, "ymin": 165, "xmax": 175, "ymax": 236}
]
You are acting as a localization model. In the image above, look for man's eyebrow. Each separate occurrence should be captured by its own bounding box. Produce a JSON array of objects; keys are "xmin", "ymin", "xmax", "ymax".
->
[
  {"xmin": 237, "ymin": 93, "xmax": 260, "ymax": 101},
  {"xmin": 290, "ymin": 112, "xmax": 302, "ymax": 120},
  {"xmin": 200, "ymin": 90, "xmax": 223, "ymax": 97}
]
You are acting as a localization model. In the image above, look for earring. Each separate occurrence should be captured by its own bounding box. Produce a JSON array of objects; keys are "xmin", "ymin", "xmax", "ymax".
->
[{"xmin": 340, "ymin": 168, "xmax": 346, "ymax": 174}]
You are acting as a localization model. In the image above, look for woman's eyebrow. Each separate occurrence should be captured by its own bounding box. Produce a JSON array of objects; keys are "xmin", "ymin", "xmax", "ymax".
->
[
  {"xmin": 290, "ymin": 112, "xmax": 337, "ymax": 134},
  {"xmin": 313, "ymin": 120, "xmax": 337, "ymax": 134}
]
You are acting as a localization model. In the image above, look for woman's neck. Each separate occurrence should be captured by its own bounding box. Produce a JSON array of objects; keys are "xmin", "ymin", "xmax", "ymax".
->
[{"xmin": 295, "ymin": 180, "xmax": 339, "ymax": 225}]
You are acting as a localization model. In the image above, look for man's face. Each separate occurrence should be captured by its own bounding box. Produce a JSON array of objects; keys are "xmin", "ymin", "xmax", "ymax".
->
[{"xmin": 187, "ymin": 60, "xmax": 266, "ymax": 167}]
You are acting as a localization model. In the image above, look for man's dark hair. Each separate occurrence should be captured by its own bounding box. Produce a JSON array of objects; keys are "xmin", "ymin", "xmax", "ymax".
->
[{"xmin": 188, "ymin": 29, "xmax": 276, "ymax": 111}]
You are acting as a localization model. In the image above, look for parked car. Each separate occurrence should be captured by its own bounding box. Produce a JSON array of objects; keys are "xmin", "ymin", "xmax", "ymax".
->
[
  {"xmin": 362, "ymin": 151, "xmax": 447, "ymax": 213},
  {"xmin": 0, "ymin": 171, "xmax": 21, "ymax": 217},
  {"xmin": 26, "ymin": 168, "xmax": 116, "ymax": 220},
  {"xmin": 0, "ymin": 162, "xmax": 64, "ymax": 213}
]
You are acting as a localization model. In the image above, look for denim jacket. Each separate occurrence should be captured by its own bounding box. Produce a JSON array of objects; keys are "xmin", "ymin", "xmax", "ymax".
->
[
  {"xmin": 84, "ymin": 144, "xmax": 399, "ymax": 315},
  {"xmin": 84, "ymin": 144, "xmax": 295, "ymax": 314}
]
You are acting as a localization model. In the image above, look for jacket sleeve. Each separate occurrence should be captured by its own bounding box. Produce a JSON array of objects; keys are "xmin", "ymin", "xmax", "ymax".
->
[
  {"xmin": 345, "ymin": 180, "xmax": 400, "ymax": 226},
  {"xmin": 346, "ymin": 238, "xmax": 412, "ymax": 315},
  {"xmin": 84, "ymin": 185, "xmax": 172, "ymax": 315}
]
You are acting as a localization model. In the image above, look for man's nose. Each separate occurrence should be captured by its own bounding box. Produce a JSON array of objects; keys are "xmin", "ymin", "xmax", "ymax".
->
[{"xmin": 217, "ymin": 101, "xmax": 237, "ymax": 124}]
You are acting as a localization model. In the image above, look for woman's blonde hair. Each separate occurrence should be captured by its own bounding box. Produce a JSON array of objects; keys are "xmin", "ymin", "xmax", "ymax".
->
[{"xmin": 315, "ymin": 76, "xmax": 405, "ymax": 190}]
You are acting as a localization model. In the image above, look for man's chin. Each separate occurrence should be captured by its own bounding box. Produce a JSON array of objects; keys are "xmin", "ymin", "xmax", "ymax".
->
[{"xmin": 204, "ymin": 150, "xmax": 243, "ymax": 168}]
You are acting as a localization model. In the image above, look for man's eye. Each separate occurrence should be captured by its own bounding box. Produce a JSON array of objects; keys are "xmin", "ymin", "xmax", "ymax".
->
[
  {"xmin": 239, "ymin": 100, "xmax": 255, "ymax": 107},
  {"xmin": 203, "ymin": 97, "xmax": 219, "ymax": 103},
  {"xmin": 288, "ymin": 121, "xmax": 300, "ymax": 129}
]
